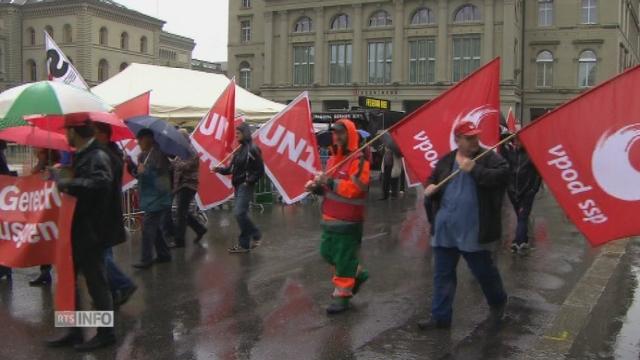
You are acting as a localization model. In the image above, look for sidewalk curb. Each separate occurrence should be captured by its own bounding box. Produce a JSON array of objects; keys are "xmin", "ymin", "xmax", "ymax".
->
[
  {"xmin": 524, "ymin": 238, "xmax": 631, "ymax": 360},
  {"xmin": 524, "ymin": 239, "xmax": 630, "ymax": 360}
]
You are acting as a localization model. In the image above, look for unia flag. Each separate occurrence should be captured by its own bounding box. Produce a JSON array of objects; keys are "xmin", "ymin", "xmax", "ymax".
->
[
  {"xmin": 389, "ymin": 58, "xmax": 500, "ymax": 184},
  {"xmin": 45, "ymin": 31, "xmax": 89, "ymax": 90},
  {"xmin": 191, "ymin": 80, "xmax": 236, "ymax": 209},
  {"xmin": 518, "ymin": 64, "xmax": 640, "ymax": 246},
  {"xmin": 253, "ymin": 92, "xmax": 320, "ymax": 204}
]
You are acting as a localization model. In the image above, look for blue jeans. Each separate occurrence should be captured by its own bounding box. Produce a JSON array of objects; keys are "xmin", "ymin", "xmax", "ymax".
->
[
  {"xmin": 233, "ymin": 184, "xmax": 261, "ymax": 250},
  {"xmin": 431, "ymin": 247, "xmax": 507, "ymax": 323},
  {"xmin": 104, "ymin": 247, "xmax": 135, "ymax": 292},
  {"xmin": 141, "ymin": 209, "xmax": 172, "ymax": 264}
]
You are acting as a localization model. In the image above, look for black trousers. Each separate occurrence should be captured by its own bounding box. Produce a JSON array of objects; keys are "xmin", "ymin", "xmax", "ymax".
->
[
  {"xmin": 73, "ymin": 247, "xmax": 114, "ymax": 336},
  {"xmin": 174, "ymin": 188, "xmax": 207, "ymax": 245},
  {"xmin": 381, "ymin": 165, "xmax": 399, "ymax": 198}
]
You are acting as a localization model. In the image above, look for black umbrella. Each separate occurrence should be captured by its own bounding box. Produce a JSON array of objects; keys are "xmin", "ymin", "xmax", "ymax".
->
[
  {"xmin": 381, "ymin": 132, "xmax": 402, "ymax": 156},
  {"xmin": 126, "ymin": 116, "xmax": 193, "ymax": 159}
]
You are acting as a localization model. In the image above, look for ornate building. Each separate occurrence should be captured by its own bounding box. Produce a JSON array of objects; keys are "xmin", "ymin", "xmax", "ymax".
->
[
  {"xmin": 228, "ymin": 0, "xmax": 640, "ymax": 122},
  {"xmin": 0, "ymin": 0, "xmax": 195, "ymax": 90}
]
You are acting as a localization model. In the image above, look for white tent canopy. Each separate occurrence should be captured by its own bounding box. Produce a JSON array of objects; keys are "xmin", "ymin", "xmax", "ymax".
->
[{"xmin": 92, "ymin": 63, "xmax": 285, "ymax": 123}]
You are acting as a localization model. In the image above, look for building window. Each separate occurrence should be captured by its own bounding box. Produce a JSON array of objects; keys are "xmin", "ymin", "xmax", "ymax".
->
[
  {"xmin": 120, "ymin": 62, "xmax": 128, "ymax": 71},
  {"xmin": 140, "ymin": 36, "xmax": 148, "ymax": 53},
  {"xmin": 26, "ymin": 59, "xmax": 37, "ymax": 81},
  {"xmin": 45, "ymin": 25, "xmax": 54, "ymax": 39},
  {"xmin": 294, "ymin": 17, "xmax": 312, "ymax": 33},
  {"xmin": 369, "ymin": 10, "xmax": 392, "ymax": 27},
  {"xmin": 239, "ymin": 61, "xmax": 251, "ymax": 89},
  {"xmin": 409, "ymin": 39, "xmax": 436, "ymax": 84},
  {"xmin": 330, "ymin": 14, "xmax": 351, "ymax": 30},
  {"xmin": 368, "ymin": 41, "xmax": 392, "ymax": 84},
  {"xmin": 578, "ymin": 50, "xmax": 597, "ymax": 88},
  {"xmin": 120, "ymin": 32, "xmax": 129, "ymax": 50},
  {"xmin": 99, "ymin": 27, "xmax": 108, "ymax": 46},
  {"xmin": 411, "ymin": 8, "xmax": 435, "ymax": 25},
  {"xmin": 454, "ymin": 4, "xmax": 480, "ymax": 23},
  {"xmin": 330, "ymin": 43, "xmax": 352, "ymax": 85},
  {"xmin": 240, "ymin": 20, "xmax": 251, "ymax": 43},
  {"xmin": 98, "ymin": 59, "xmax": 109, "ymax": 82},
  {"xmin": 581, "ymin": 0, "xmax": 597, "ymax": 24},
  {"xmin": 63, "ymin": 24, "xmax": 72, "ymax": 43},
  {"xmin": 538, "ymin": 0, "xmax": 553, "ymax": 27},
  {"xmin": 452, "ymin": 35, "xmax": 481, "ymax": 81},
  {"xmin": 536, "ymin": 50, "xmax": 554, "ymax": 88},
  {"xmin": 27, "ymin": 27, "xmax": 35, "ymax": 46},
  {"xmin": 241, "ymin": 0, "xmax": 251, "ymax": 9},
  {"xmin": 293, "ymin": 45, "xmax": 315, "ymax": 85}
]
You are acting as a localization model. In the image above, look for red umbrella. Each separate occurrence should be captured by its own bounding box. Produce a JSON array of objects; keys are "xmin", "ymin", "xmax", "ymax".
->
[
  {"xmin": 0, "ymin": 126, "xmax": 71, "ymax": 151},
  {"xmin": 26, "ymin": 112, "xmax": 134, "ymax": 141}
]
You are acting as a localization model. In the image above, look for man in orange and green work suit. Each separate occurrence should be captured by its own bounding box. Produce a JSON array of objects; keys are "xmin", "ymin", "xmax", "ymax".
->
[{"xmin": 305, "ymin": 118, "xmax": 370, "ymax": 315}]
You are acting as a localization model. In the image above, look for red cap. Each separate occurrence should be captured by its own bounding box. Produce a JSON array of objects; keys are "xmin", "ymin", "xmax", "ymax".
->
[{"xmin": 454, "ymin": 121, "xmax": 482, "ymax": 137}]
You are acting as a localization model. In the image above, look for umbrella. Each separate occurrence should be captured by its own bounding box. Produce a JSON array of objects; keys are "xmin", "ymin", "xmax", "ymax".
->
[
  {"xmin": 357, "ymin": 129, "xmax": 371, "ymax": 139},
  {"xmin": 0, "ymin": 81, "xmax": 113, "ymax": 130},
  {"xmin": 125, "ymin": 116, "xmax": 193, "ymax": 159},
  {"xmin": 0, "ymin": 126, "xmax": 71, "ymax": 151},
  {"xmin": 381, "ymin": 132, "xmax": 402, "ymax": 156},
  {"xmin": 26, "ymin": 112, "xmax": 134, "ymax": 141}
]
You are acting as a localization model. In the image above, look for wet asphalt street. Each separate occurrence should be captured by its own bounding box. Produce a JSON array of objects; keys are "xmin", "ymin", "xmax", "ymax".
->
[{"xmin": 0, "ymin": 187, "xmax": 613, "ymax": 360}]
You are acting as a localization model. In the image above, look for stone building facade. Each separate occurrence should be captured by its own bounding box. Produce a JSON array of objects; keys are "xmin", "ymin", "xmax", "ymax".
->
[
  {"xmin": 0, "ymin": 0, "xmax": 195, "ymax": 91},
  {"xmin": 228, "ymin": 0, "xmax": 640, "ymax": 123}
]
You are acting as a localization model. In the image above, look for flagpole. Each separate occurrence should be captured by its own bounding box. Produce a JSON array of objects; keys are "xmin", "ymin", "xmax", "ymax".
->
[{"xmin": 428, "ymin": 132, "xmax": 518, "ymax": 193}]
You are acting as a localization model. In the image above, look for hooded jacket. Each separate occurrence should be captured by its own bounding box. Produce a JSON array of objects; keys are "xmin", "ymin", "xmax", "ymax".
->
[
  {"xmin": 217, "ymin": 123, "xmax": 264, "ymax": 189},
  {"xmin": 317, "ymin": 119, "xmax": 371, "ymax": 228},
  {"xmin": 501, "ymin": 143, "xmax": 542, "ymax": 202}
]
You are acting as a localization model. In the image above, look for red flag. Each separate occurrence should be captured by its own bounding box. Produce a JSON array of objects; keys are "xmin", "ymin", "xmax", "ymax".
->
[
  {"xmin": 120, "ymin": 139, "xmax": 140, "ymax": 192},
  {"xmin": 518, "ymin": 65, "xmax": 640, "ymax": 246},
  {"xmin": 191, "ymin": 80, "xmax": 236, "ymax": 209},
  {"xmin": 390, "ymin": 58, "xmax": 500, "ymax": 184},
  {"xmin": 506, "ymin": 107, "xmax": 517, "ymax": 133},
  {"xmin": 114, "ymin": 91, "xmax": 151, "ymax": 120},
  {"xmin": 403, "ymin": 158, "xmax": 422, "ymax": 188},
  {"xmin": 0, "ymin": 175, "xmax": 76, "ymax": 311},
  {"xmin": 254, "ymin": 92, "xmax": 320, "ymax": 204}
]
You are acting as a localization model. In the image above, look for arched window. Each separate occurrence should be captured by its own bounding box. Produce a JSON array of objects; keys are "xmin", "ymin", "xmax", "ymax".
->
[
  {"xmin": 120, "ymin": 62, "xmax": 128, "ymax": 71},
  {"xmin": 330, "ymin": 14, "xmax": 351, "ymax": 30},
  {"xmin": 369, "ymin": 10, "xmax": 392, "ymax": 27},
  {"xmin": 411, "ymin": 8, "xmax": 435, "ymax": 25},
  {"xmin": 120, "ymin": 32, "xmax": 129, "ymax": 50},
  {"xmin": 98, "ymin": 59, "xmax": 109, "ymax": 82},
  {"xmin": 140, "ymin": 36, "xmax": 148, "ymax": 53},
  {"xmin": 239, "ymin": 61, "xmax": 251, "ymax": 89},
  {"xmin": 26, "ymin": 59, "xmax": 37, "ymax": 81},
  {"xmin": 63, "ymin": 24, "xmax": 72, "ymax": 43},
  {"xmin": 536, "ymin": 50, "xmax": 553, "ymax": 88},
  {"xmin": 26, "ymin": 27, "xmax": 35, "ymax": 46},
  {"xmin": 294, "ymin": 16, "xmax": 313, "ymax": 33},
  {"xmin": 45, "ymin": 25, "xmax": 54, "ymax": 39},
  {"xmin": 99, "ymin": 27, "xmax": 108, "ymax": 46},
  {"xmin": 578, "ymin": 50, "xmax": 597, "ymax": 87},
  {"xmin": 454, "ymin": 4, "xmax": 480, "ymax": 23}
]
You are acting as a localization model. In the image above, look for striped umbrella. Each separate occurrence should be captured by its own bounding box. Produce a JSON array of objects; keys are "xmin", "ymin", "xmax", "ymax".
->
[{"xmin": 0, "ymin": 81, "xmax": 113, "ymax": 130}]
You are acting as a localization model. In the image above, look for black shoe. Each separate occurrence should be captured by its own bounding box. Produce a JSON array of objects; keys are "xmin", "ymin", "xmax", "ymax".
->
[
  {"xmin": 45, "ymin": 330, "xmax": 83, "ymax": 348},
  {"xmin": 132, "ymin": 262, "xmax": 153, "ymax": 269},
  {"xmin": 154, "ymin": 256, "xmax": 171, "ymax": 264},
  {"xmin": 114, "ymin": 285, "xmax": 138, "ymax": 307},
  {"xmin": 29, "ymin": 272, "xmax": 52, "ymax": 286},
  {"xmin": 489, "ymin": 300, "xmax": 508, "ymax": 325},
  {"xmin": 417, "ymin": 318, "xmax": 451, "ymax": 331},
  {"xmin": 74, "ymin": 333, "xmax": 116, "ymax": 352},
  {"xmin": 326, "ymin": 298, "xmax": 350, "ymax": 315},
  {"xmin": 0, "ymin": 269, "xmax": 11, "ymax": 281},
  {"xmin": 169, "ymin": 242, "xmax": 185, "ymax": 249},
  {"xmin": 194, "ymin": 230, "xmax": 207, "ymax": 244},
  {"xmin": 228, "ymin": 245, "xmax": 250, "ymax": 254}
]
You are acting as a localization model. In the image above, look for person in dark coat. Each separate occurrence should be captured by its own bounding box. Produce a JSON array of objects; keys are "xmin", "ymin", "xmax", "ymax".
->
[
  {"xmin": 214, "ymin": 122, "xmax": 264, "ymax": 253},
  {"xmin": 169, "ymin": 129, "xmax": 207, "ymax": 248},
  {"xmin": 46, "ymin": 119, "xmax": 116, "ymax": 351},
  {"xmin": 419, "ymin": 121, "xmax": 509, "ymax": 331},
  {"xmin": 501, "ymin": 137, "xmax": 542, "ymax": 254},
  {"xmin": 94, "ymin": 123, "xmax": 137, "ymax": 307},
  {"xmin": 0, "ymin": 140, "xmax": 12, "ymax": 281}
]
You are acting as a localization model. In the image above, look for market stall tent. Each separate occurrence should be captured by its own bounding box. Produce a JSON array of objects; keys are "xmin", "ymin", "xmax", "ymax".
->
[{"xmin": 91, "ymin": 63, "xmax": 285, "ymax": 124}]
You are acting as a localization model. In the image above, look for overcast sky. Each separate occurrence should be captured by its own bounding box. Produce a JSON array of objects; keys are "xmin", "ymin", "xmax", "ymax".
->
[{"xmin": 115, "ymin": 0, "xmax": 228, "ymax": 62}]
